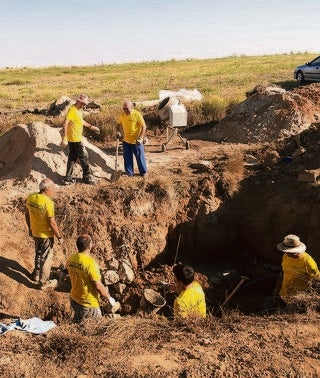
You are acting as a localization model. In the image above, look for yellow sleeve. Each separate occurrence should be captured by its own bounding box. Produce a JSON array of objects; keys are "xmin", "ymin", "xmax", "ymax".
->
[
  {"xmin": 306, "ymin": 256, "xmax": 320, "ymax": 278},
  {"xmin": 88, "ymin": 260, "xmax": 101, "ymax": 282},
  {"xmin": 117, "ymin": 115, "xmax": 123, "ymax": 125},
  {"xmin": 46, "ymin": 199, "xmax": 54, "ymax": 218},
  {"xmin": 174, "ymin": 296, "xmax": 188, "ymax": 319}
]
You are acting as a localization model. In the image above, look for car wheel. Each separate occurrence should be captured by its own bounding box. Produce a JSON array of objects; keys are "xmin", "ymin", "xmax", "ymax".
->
[{"xmin": 296, "ymin": 71, "xmax": 304, "ymax": 84}]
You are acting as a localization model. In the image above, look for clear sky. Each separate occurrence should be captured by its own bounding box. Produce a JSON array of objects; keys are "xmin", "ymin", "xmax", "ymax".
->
[{"xmin": 0, "ymin": 0, "xmax": 319, "ymax": 67}]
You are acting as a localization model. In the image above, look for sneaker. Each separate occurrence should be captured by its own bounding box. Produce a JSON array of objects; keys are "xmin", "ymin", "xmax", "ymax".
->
[
  {"xmin": 40, "ymin": 279, "xmax": 58, "ymax": 291},
  {"xmin": 63, "ymin": 177, "xmax": 76, "ymax": 185}
]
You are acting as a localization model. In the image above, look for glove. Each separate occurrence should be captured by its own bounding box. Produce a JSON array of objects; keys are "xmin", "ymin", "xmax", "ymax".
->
[
  {"xmin": 136, "ymin": 137, "xmax": 143, "ymax": 145},
  {"xmin": 116, "ymin": 132, "xmax": 122, "ymax": 140},
  {"xmin": 108, "ymin": 296, "xmax": 116, "ymax": 307},
  {"xmin": 60, "ymin": 138, "xmax": 68, "ymax": 148}
]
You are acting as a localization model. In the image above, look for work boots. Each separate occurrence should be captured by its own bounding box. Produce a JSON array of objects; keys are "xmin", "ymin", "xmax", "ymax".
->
[{"xmin": 83, "ymin": 174, "xmax": 96, "ymax": 185}]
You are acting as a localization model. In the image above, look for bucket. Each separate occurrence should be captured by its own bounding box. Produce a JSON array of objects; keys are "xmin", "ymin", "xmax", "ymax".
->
[
  {"xmin": 140, "ymin": 288, "xmax": 166, "ymax": 314},
  {"xmin": 158, "ymin": 96, "xmax": 177, "ymax": 121}
]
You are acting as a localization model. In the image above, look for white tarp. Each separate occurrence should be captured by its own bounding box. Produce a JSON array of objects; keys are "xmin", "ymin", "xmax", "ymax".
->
[{"xmin": 159, "ymin": 89, "xmax": 203, "ymax": 101}]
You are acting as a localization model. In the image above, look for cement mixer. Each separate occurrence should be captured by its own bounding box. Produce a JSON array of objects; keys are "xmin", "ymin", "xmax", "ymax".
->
[{"xmin": 158, "ymin": 97, "xmax": 190, "ymax": 152}]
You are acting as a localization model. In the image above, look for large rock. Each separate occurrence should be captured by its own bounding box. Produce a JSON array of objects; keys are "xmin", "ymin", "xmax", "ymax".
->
[
  {"xmin": 0, "ymin": 122, "xmax": 116, "ymax": 185},
  {"xmin": 105, "ymin": 257, "xmax": 119, "ymax": 271},
  {"xmin": 113, "ymin": 282, "xmax": 126, "ymax": 294},
  {"xmin": 103, "ymin": 270, "xmax": 120, "ymax": 285},
  {"xmin": 118, "ymin": 260, "xmax": 135, "ymax": 284}
]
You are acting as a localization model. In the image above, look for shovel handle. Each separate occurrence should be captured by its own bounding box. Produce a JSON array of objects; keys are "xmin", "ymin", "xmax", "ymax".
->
[
  {"xmin": 115, "ymin": 138, "xmax": 119, "ymax": 171},
  {"xmin": 222, "ymin": 276, "xmax": 249, "ymax": 307}
]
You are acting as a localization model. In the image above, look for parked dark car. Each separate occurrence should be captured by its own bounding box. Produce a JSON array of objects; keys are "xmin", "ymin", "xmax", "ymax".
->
[{"xmin": 294, "ymin": 56, "xmax": 320, "ymax": 84}]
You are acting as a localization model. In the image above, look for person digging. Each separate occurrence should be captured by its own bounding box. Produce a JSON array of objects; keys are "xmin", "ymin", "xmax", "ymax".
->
[
  {"xmin": 25, "ymin": 178, "xmax": 63, "ymax": 290},
  {"xmin": 170, "ymin": 263, "xmax": 206, "ymax": 319},
  {"xmin": 66, "ymin": 234, "xmax": 117, "ymax": 323},
  {"xmin": 273, "ymin": 234, "xmax": 320, "ymax": 304},
  {"xmin": 117, "ymin": 100, "xmax": 147, "ymax": 177},
  {"xmin": 61, "ymin": 94, "xmax": 100, "ymax": 185}
]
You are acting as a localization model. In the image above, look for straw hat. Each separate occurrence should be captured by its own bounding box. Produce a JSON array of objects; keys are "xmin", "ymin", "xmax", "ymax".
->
[
  {"xmin": 277, "ymin": 234, "xmax": 306, "ymax": 254},
  {"xmin": 76, "ymin": 94, "xmax": 89, "ymax": 105}
]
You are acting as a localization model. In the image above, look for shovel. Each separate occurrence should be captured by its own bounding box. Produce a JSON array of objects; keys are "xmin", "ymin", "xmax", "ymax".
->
[{"xmin": 110, "ymin": 136, "xmax": 122, "ymax": 182}]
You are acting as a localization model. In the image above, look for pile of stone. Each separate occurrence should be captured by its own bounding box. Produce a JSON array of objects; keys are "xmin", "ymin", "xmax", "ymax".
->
[{"xmin": 102, "ymin": 256, "xmax": 135, "ymax": 295}]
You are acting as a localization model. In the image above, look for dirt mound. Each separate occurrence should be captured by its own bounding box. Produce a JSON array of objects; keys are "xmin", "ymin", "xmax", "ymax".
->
[
  {"xmin": 0, "ymin": 122, "xmax": 115, "ymax": 186},
  {"xmin": 196, "ymin": 84, "xmax": 320, "ymax": 143}
]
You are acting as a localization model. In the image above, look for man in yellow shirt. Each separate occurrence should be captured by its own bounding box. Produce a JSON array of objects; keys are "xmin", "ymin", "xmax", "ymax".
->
[
  {"xmin": 61, "ymin": 94, "xmax": 100, "ymax": 185},
  {"xmin": 274, "ymin": 234, "xmax": 320, "ymax": 302},
  {"xmin": 172, "ymin": 263, "xmax": 206, "ymax": 319},
  {"xmin": 66, "ymin": 234, "xmax": 116, "ymax": 323},
  {"xmin": 117, "ymin": 100, "xmax": 147, "ymax": 177},
  {"xmin": 26, "ymin": 178, "xmax": 62, "ymax": 290}
]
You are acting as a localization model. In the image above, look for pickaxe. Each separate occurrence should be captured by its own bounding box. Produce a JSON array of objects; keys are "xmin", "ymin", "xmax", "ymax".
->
[{"xmin": 221, "ymin": 275, "xmax": 249, "ymax": 307}]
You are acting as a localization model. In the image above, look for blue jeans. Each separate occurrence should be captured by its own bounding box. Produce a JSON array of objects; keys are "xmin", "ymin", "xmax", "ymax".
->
[{"xmin": 123, "ymin": 141, "xmax": 147, "ymax": 176}]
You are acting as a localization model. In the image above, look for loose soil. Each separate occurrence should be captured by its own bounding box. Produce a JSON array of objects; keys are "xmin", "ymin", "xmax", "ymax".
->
[
  {"xmin": 187, "ymin": 83, "xmax": 320, "ymax": 143},
  {"xmin": 1, "ymin": 85, "xmax": 320, "ymax": 377}
]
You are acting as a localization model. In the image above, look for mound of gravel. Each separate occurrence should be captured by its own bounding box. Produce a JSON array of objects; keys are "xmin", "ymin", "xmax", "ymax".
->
[
  {"xmin": 205, "ymin": 83, "xmax": 320, "ymax": 144},
  {"xmin": 0, "ymin": 122, "xmax": 115, "ymax": 184}
]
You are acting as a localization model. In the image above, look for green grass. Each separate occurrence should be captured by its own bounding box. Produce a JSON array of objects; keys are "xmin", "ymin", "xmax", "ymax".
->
[{"xmin": 0, "ymin": 52, "xmax": 317, "ymax": 137}]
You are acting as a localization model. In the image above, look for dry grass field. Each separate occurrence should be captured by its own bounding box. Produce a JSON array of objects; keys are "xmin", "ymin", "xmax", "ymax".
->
[{"xmin": 0, "ymin": 52, "xmax": 316, "ymax": 137}]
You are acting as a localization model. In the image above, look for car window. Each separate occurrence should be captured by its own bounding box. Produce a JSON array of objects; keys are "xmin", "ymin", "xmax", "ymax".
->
[{"xmin": 310, "ymin": 57, "xmax": 320, "ymax": 66}]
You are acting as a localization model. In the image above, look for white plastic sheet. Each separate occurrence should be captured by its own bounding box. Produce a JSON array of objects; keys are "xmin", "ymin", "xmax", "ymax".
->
[{"xmin": 159, "ymin": 89, "xmax": 203, "ymax": 101}]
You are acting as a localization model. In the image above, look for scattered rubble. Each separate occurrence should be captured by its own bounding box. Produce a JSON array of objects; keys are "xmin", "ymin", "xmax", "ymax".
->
[{"xmin": 10, "ymin": 96, "xmax": 102, "ymax": 117}]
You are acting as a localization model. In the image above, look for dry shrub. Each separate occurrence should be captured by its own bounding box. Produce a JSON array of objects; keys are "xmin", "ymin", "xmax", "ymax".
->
[
  {"xmin": 286, "ymin": 290, "xmax": 320, "ymax": 314},
  {"xmin": 145, "ymin": 177, "xmax": 174, "ymax": 203},
  {"xmin": 186, "ymin": 96, "xmax": 242, "ymax": 126},
  {"xmin": 85, "ymin": 108, "xmax": 117, "ymax": 140},
  {"xmin": 1, "ymin": 310, "xmax": 320, "ymax": 377},
  {"xmin": 220, "ymin": 153, "xmax": 245, "ymax": 197}
]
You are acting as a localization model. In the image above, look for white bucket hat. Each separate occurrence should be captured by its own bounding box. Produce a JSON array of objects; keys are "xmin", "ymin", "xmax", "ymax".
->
[
  {"xmin": 76, "ymin": 94, "xmax": 89, "ymax": 105},
  {"xmin": 277, "ymin": 234, "xmax": 306, "ymax": 254}
]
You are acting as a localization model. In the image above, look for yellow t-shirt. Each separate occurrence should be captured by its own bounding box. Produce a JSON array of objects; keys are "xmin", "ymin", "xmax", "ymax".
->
[
  {"xmin": 66, "ymin": 105, "xmax": 84, "ymax": 142},
  {"xmin": 118, "ymin": 109, "xmax": 145, "ymax": 144},
  {"xmin": 26, "ymin": 193, "xmax": 55, "ymax": 238},
  {"xmin": 280, "ymin": 252, "xmax": 320, "ymax": 300},
  {"xmin": 174, "ymin": 281, "xmax": 206, "ymax": 319},
  {"xmin": 67, "ymin": 253, "xmax": 102, "ymax": 308}
]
